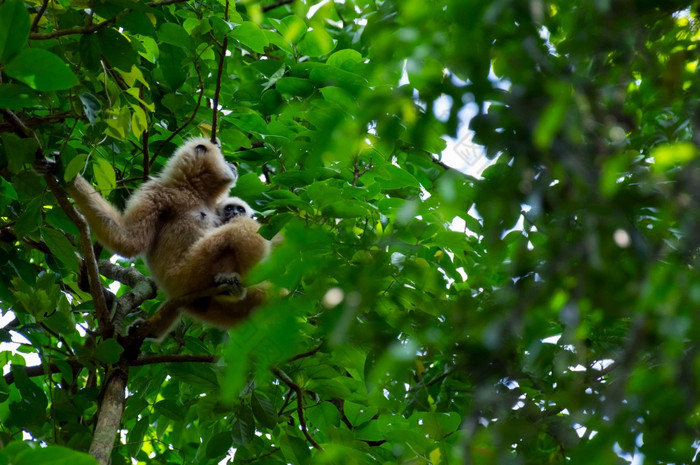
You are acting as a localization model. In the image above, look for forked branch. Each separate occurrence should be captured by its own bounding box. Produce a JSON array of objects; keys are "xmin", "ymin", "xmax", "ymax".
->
[{"xmin": 272, "ymin": 367, "xmax": 323, "ymax": 450}]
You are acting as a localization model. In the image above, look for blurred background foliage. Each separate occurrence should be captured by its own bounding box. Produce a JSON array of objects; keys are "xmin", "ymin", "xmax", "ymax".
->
[{"xmin": 1, "ymin": 0, "xmax": 700, "ymax": 463}]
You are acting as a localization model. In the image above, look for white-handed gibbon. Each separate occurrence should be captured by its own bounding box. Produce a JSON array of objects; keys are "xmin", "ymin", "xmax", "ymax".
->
[
  {"xmin": 69, "ymin": 137, "xmax": 270, "ymax": 338},
  {"xmin": 216, "ymin": 196, "xmax": 255, "ymax": 223}
]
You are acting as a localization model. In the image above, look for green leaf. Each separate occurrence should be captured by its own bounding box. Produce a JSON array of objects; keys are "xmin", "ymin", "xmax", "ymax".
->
[
  {"xmin": 131, "ymin": 105, "xmax": 148, "ymax": 139},
  {"xmin": 374, "ymin": 164, "xmax": 421, "ymax": 189},
  {"xmin": 64, "ymin": 153, "xmax": 87, "ymax": 183},
  {"xmin": 230, "ymin": 112, "xmax": 268, "ymax": 135},
  {"xmin": 533, "ymin": 84, "xmax": 572, "ymax": 149},
  {"xmin": 269, "ymin": 16, "xmax": 307, "ymax": 43},
  {"xmin": 320, "ymin": 86, "xmax": 356, "ymax": 111},
  {"xmin": 327, "ymin": 49, "xmax": 363, "ymax": 71},
  {"xmin": 205, "ymin": 432, "xmax": 233, "ymax": 460},
  {"xmin": 306, "ymin": 401, "xmax": 340, "ymax": 431},
  {"xmin": 251, "ymin": 392, "xmax": 277, "ymax": 429},
  {"xmin": 93, "ymin": 339, "xmax": 124, "ymax": 364},
  {"xmin": 167, "ymin": 363, "xmax": 219, "ymax": 390},
  {"xmin": 344, "ymin": 401, "xmax": 378, "ymax": 426},
  {"xmin": 104, "ymin": 106, "xmax": 131, "ymax": 140},
  {"xmin": 93, "ymin": 158, "xmax": 117, "ymax": 195},
  {"xmin": 43, "ymin": 306, "xmax": 76, "ymax": 335},
  {"xmin": 297, "ymin": 28, "xmax": 336, "ymax": 57},
  {"xmin": 97, "ymin": 28, "xmax": 137, "ymax": 71},
  {"xmin": 79, "ymin": 33, "xmax": 101, "ymax": 70},
  {"xmin": 14, "ymin": 197, "xmax": 43, "ymax": 237},
  {"xmin": 279, "ymin": 431, "xmax": 312, "ymax": 464},
  {"xmin": 154, "ymin": 400, "xmax": 183, "ymax": 421},
  {"xmin": 0, "ymin": 0, "xmax": 30, "ymax": 64},
  {"xmin": 158, "ymin": 23, "xmax": 193, "ymax": 49},
  {"xmin": 231, "ymin": 404, "xmax": 255, "ymax": 446},
  {"xmin": 78, "ymin": 93, "xmax": 101, "ymax": 123},
  {"xmin": 1, "ymin": 132, "xmax": 37, "ymax": 173},
  {"xmin": 276, "ymin": 77, "xmax": 315, "ymax": 97},
  {"xmin": 158, "ymin": 44, "xmax": 186, "ymax": 90},
  {"xmin": 0, "ymin": 84, "xmax": 37, "ymax": 110},
  {"xmin": 651, "ymin": 142, "xmax": 697, "ymax": 173},
  {"xmin": 42, "ymin": 229, "xmax": 80, "ymax": 273},
  {"xmin": 4, "ymin": 49, "xmax": 78, "ymax": 91},
  {"xmin": 231, "ymin": 21, "xmax": 269, "ymax": 54},
  {"xmin": 15, "ymin": 446, "xmax": 98, "ymax": 465},
  {"xmin": 12, "ymin": 365, "xmax": 48, "ymax": 411}
]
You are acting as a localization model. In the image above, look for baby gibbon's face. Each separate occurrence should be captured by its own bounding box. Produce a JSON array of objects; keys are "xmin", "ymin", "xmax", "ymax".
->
[{"xmin": 217, "ymin": 197, "xmax": 254, "ymax": 224}]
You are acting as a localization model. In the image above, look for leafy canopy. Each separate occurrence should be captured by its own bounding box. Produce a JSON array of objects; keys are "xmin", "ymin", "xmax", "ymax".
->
[{"xmin": 1, "ymin": 0, "xmax": 700, "ymax": 464}]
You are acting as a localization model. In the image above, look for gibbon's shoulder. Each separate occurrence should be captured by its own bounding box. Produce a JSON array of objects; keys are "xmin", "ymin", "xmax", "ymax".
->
[{"xmin": 125, "ymin": 173, "xmax": 195, "ymax": 212}]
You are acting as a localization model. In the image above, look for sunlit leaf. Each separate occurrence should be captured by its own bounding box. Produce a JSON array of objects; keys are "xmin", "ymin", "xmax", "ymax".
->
[
  {"xmin": 0, "ymin": 0, "xmax": 30, "ymax": 64},
  {"xmin": 4, "ymin": 49, "xmax": 78, "ymax": 91}
]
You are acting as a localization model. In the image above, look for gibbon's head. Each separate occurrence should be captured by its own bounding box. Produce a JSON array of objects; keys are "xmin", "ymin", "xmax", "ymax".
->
[
  {"xmin": 159, "ymin": 137, "xmax": 237, "ymax": 200},
  {"xmin": 217, "ymin": 196, "xmax": 255, "ymax": 224}
]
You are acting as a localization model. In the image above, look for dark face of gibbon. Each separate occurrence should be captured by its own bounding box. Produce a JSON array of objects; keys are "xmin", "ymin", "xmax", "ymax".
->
[
  {"xmin": 222, "ymin": 203, "xmax": 248, "ymax": 221},
  {"xmin": 218, "ymin": 197, "xmax": 254, "ymax": 224}
]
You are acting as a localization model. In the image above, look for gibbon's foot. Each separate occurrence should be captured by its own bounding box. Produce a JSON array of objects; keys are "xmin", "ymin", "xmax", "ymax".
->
[{"xmin": 214, "ymin": 272, "xmax": 246, "ymax": 298}]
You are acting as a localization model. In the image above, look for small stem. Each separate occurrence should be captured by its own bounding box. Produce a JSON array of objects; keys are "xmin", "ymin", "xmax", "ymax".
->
[{"xmin": 272, "ymin": 367, "xmax": 323, "ymax": 450}]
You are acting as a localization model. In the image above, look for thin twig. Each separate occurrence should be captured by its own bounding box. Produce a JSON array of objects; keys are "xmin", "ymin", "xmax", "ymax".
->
[
  {"xmin": 285, "ymin": 345, "xmax": 322, "ymax": 363},
  {"xmin": 272, "ymin": 367, "xmax": 323, "ymax": 450},
  {"xmin": 262, "ymin": 0, "xmax": 295, "ymax": 12},
  {"xmin": 210, "ymin": 0, "xmax": 229, "ymax": 144},
  {"xmin": 29, "ymin": 0, "xmax": 190, "ymax": 40},
  {"xmin": 30, "ymin": 0, "xmax": 50, "ymax": 33},
  {"xmin": 0, "ymin": 111, "xmax": 83, "ymax": 132},
  {"xmin": 151, "ymin": 65, "xmax": 205, "ymax": 165},
  {"xmin": 139, "ymin": 84, "xmax": 150, "ymax": 179},
  {"xmin": 352, "ymin": 157, "xmax": 373, "ymax": 187}
]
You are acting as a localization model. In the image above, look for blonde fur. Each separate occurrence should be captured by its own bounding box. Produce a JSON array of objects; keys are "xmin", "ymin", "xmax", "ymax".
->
[{"xmin": 69, "ymin": 138, "xmax": 270, "ymax": 338}]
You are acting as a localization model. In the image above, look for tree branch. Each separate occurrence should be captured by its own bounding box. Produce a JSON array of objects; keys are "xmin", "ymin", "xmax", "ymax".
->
[
  {"xmin": 89, "ymin": 365, "xmax": 128, "ymax": 465},
  {"xmin": 30, "ymin": 0, "xmax": 51, "ymax": 34},
  {"xmin": 131, "ymin": 354, "xmax": 216, "ymax": 366},
  {"xmin": 352, "ymin": 157, "xmax": 373, "ymax": 187},
  {"xmin": 3, "ymin": 359, "xmax": 83, "ymax": 386},
  {"xmin": 1, "ymin": 109, "xmax": 112, "ymax": 336},
  {"xmin": 285, "ymin": 345, "xmax": 322, "ymax": 363},
  {"xmin": 210, "ymin": 0, "xmax": 229, "ymax": 144},
  {"xmin": 272, "ymin": 367, "xmax": 323, "ymax": 450},
  {"xmin": 28, "ymin": 0, "xmax": 190, "ymax": 40}
]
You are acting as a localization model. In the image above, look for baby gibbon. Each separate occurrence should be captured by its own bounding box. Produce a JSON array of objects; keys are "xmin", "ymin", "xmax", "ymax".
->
[
  {"xmin": 69, "ymin": 138, "xmax": 270, "ymax": 338},
  {"xmin": 216, "ymin": 196, "xmax": 255, "ymax": 223}
]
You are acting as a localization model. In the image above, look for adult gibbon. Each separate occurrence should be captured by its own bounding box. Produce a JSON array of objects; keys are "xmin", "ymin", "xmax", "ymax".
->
[{"xmin": 69, "ymin": 138, "xmax": 270, "ymax": 338}]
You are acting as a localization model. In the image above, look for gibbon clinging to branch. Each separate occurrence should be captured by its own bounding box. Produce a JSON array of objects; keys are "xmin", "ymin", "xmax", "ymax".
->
[{"xmin": 69, "ymin": 138, "xmax": 270, "ymax": 338}]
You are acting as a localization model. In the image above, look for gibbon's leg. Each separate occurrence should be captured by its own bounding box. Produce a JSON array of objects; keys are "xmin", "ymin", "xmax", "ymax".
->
[
  {"xmin": 69, "ymin": 175, "xmax": 158, "ymax": 257},
  {"xmin": 164, "ymin": 216, "xmax": 270, "ymax": 297},
  {"xmin": 186, "ymin": 285, "xmax": 268, "ymax": 327},
  {"xmin": 141, "ymin": 217, "xmax": 269, "ymax": 339},
  {"xmin": 133, "ymin": 280, "xmax": 251, "ymax": 341}
]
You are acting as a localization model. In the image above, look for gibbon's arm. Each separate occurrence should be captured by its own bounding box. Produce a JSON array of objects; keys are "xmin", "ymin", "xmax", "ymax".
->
[{"xmin": 69, "ymin": 175, "xmax": 158, "ymax": 257}]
